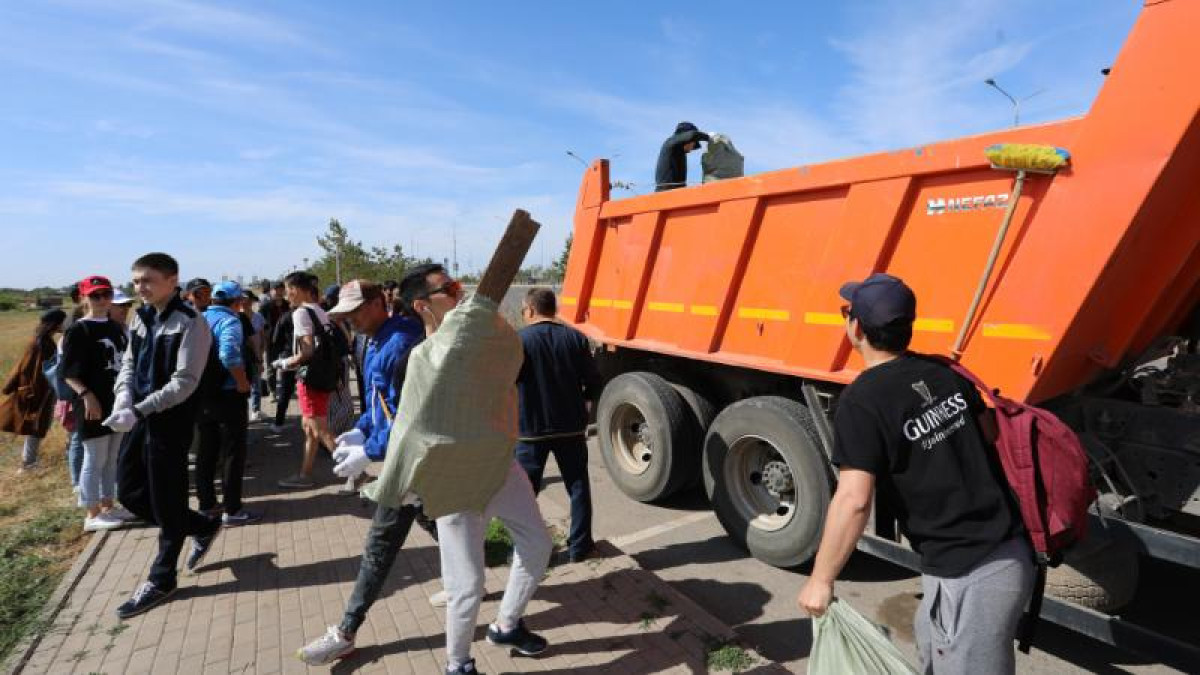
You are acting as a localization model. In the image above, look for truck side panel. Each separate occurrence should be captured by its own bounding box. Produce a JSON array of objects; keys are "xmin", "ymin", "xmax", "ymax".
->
[{"xmin": 563, "ymin": 1, "xmax": 1200, "ymax": 404}]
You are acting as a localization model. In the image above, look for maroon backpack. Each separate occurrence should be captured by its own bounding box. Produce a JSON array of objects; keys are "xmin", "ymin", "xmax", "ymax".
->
[{"xmin": 940, "ymin": 358, "xmax": 1096, "ymax": 651}]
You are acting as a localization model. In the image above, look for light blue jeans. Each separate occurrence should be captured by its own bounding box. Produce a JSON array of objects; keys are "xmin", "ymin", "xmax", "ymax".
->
[
  {"xmin": 67, "ymin": 430, "xmax": 84, "ymax": 486},
  {"xmin": 79, "ymin": 433, "xmax": 122, "ymax": 508}
]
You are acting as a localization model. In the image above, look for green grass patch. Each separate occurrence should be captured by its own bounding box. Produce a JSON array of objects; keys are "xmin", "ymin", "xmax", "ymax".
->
[
  {"xmin": 706, "ymin": 641, "xmax": 758, "ymax": 673},
  {"xmin": 0, "ymin": 507, "xmax": 83, "ymax": 661},
  {"xmin": 484, "ymin": 518, "xmax": 513, "ymax": 567}
]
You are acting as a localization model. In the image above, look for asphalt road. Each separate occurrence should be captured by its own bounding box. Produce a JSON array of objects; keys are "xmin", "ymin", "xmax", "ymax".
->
[{"xmin": 530, "ymin": 437, "xmax": 1187, "ymax": 674}]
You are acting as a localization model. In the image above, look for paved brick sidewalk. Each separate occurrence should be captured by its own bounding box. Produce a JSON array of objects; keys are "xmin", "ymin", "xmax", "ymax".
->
[{"xmin": 12, "ymin": 416, "xmax": 783, "ymax": 674}]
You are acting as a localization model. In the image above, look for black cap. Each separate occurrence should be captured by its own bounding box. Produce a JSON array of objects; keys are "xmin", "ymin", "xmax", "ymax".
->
[
  {"xmin": 185, "ymin": 277, "xmax": 212, "ymax": 293},
  {"xmin": 675, "ymin": 121, "xmax": 699, "ymax": 134},
  {"xmin": 838, "ymin": 273, "xmax": 916, "ymax": 329}
]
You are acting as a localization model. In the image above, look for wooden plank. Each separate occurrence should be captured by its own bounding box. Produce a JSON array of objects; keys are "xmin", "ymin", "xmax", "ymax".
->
[{"xmin": 476, "ymin": 209, "xmax": 541, "ymax": 302}]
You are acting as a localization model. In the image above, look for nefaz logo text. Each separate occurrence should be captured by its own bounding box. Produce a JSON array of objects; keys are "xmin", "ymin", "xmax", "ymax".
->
[{"xmin": 927, "ymin": 193, "xmax": 1009, "ymax": 216}]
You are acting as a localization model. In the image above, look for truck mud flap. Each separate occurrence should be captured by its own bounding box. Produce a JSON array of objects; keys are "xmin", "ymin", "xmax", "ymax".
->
[{"xmin": 857, "ymin": 533, "xmax": 1200, "ymax": 672}]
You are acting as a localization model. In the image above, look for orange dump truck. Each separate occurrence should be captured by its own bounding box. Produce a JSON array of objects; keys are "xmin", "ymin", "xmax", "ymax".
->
[{"xmin": 561, "ymin": 0, "xmax": 1200, "ymax": 664}]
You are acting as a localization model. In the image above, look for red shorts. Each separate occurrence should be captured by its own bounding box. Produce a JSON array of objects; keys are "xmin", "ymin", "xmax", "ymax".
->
[{"xmin": 297, "ymin": 382, "xmax": 330, "ymax": 418}]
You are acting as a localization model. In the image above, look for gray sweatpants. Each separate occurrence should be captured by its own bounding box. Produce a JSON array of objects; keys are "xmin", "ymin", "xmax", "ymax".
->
[
  {"xmin": 914, "ymin": 536, "xmax": 1035, "ymax": 675},
  {"xmin": 437, "ymin": 461, "xmax": 553, "ymax": 666}
]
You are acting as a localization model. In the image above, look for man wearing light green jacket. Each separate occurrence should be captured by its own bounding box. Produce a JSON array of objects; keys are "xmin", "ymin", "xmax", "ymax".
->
[{"xmin": 297, "ymin": 264, "xmax": 553, "ymax": 675}]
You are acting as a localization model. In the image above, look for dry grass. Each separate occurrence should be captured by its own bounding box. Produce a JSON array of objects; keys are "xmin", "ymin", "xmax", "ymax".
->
[{"xmin": 0, "ymin": 310, "xmax": 88, "ymax": 663}]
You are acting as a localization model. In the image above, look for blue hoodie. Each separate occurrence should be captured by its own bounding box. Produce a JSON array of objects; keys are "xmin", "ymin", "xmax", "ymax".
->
[
  {"xmin": 356, "ymin": 314, "xmax": 424, "ymax": 460},
  {"xmin": 203, "ymin": 304, "xmax": 245, "ymax": 391}
]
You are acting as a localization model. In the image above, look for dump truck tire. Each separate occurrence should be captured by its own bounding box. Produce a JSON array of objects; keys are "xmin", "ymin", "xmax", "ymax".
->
[
  {"xmin": 703, "ymin": 396, "xmax": 832, "ymax": 568},
  {"xmin": 669, "ymin": 381, "xmax": 716, "ymax": 489},
  {"xmin": 1046, "ymin": 531, "xmax": 1139, "ymax": 612},
  {"xmin": 597, "ymin": 372, "xmax": 698, "ymax": 502}
]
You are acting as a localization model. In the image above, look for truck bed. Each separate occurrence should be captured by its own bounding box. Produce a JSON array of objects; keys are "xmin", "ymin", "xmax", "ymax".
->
[{"xmin": 561, "ymin": 0, "xmax": 1200, "ymax": 404}]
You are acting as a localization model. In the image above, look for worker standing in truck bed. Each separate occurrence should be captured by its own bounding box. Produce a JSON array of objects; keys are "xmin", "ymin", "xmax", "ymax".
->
[{"xmin": 655, "ymin": 121, "xmax": 709, "ymax": 191}]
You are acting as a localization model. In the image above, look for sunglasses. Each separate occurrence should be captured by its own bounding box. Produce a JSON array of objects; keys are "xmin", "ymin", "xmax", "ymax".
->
[
  {"xmin": 422, "ymin": 280, "xmax": 462, "ymax": 300},
  {"xmin": 88, "ymin": 290, "xmax": 114, "ymax": 300}
]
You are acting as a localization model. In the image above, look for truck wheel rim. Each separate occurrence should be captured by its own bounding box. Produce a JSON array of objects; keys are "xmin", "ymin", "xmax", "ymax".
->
[
  {"xmin": 725, "ymin": 435, "xmax": 795, "ymax": 532},
  {"xmin": 610, "ymin": 403, "xmax": 652, "ymax": 476}
]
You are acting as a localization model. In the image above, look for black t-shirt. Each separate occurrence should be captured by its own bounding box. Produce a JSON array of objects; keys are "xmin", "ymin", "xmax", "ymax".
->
[
  {"xmin": 832, "ymin": 353, "xmax": 1020, "ymax": 576},
  {"xmin": 60, "ymin": 318, "xmax": 128, "ymax": 439}
]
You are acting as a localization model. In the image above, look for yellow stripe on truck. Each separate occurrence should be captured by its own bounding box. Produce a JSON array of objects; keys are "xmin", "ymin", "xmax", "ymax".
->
[
  {"xmin": 983, "ymin": 323, "xmax": 1052, "ymax": 340},
  {"xmin": 804, "ymin": 312, "xmax": 843, "ymax": 326},
  {"xmin": 648, "ymin": 301, "xmax": 685, "ymax": 313},
  {"xmin": 913, "ymin": 318, "xmax": 955, "ymax": 333},
  {"xmin": 690, "ymin": 305, "xmax": 719, "ymax": 316},
  {"xmin": 590, "ymin": 298, "xmax": 613, "ymax": 308},
  {"xmin": 561, "ymin": 296, "xmax": 577, "ymax": 306},
  {"xmin": 739, "ymin": 307, "xmax": 790, "ymax": 321},
  {"xmin": 613, "ymin": 300, "xmax": 634, "ymax": 310}
]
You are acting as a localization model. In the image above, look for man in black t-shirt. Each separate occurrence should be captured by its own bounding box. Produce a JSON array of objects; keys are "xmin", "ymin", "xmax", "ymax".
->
[{"xmin": 797, "ymin": 273, "xmax": 1033, "ymax": 674}]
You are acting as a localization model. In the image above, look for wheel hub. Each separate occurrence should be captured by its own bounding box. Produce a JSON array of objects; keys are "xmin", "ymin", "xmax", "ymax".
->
[{"xmin": 761, "ymin": 460, "xmax": 793, "ymax": 495}]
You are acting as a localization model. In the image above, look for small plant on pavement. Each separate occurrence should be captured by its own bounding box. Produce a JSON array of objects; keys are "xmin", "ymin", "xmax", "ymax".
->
[
  {"xmin": 484, "ymin": 518, "xmax": 513, "ymax": 567},
  {"xmin": 706, "ymin": 640, "xmax": 757, "ymax": 673}
]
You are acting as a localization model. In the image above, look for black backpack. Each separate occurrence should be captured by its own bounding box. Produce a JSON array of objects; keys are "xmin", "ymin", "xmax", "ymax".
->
[
  {"xmin": 198, "ymin": 338, "xmax": 229, "ymax": 399},
  {"xmin": 297, "ymin": 308, "xmax": 347, "ymax": 392}
]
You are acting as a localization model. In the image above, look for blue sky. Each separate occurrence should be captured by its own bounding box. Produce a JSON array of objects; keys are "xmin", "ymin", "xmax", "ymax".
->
[{"xmin": 0, "ymin": 1, "xmax": 1139, "ymax": 288}]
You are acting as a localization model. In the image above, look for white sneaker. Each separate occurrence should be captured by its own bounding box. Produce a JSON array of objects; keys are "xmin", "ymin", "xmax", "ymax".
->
[
  {"xmin": 248, "ymin": 408, "xmax": 263, "ymax": 423},
  {"xmin": 429, "ymin": 589, "xmax": 448, "ymax": 607},
  {"xmin": 107, "ymin": 507, "xmax": 137, "ymax": 522},
  {"xmin": 296, "ymin": 626, "xmax": 355, "ymax": 665},
  {"xmin": 84, "ymin": 513, "xmax": 125, "ymax": 532}
]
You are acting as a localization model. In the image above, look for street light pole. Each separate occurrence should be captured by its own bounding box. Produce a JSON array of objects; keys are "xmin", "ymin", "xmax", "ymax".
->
[{"xmin": 985, "ymin": 78, "xmax": 1045, "ymax": 127}]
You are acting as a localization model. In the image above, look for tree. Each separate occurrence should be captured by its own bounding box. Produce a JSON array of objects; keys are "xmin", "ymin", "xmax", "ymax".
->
[
  {"xmin": 306, "ymin": 218, "xmax": 415, "ymax": 287},
  {"xmin": 550, "ymin": 234, "xmax": 572, "ymax": 283}
]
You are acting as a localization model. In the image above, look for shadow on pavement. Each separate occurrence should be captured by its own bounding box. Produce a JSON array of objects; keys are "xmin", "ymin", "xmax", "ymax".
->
[
  {"xmin": 329, "ymin": 634, "xmax": 447, "ymax": 674},
  {"xmin": 737, "ymin": 616, "xmax": 813, "ymax": 665},
  {"xmin": 184, "ymin": 545, "xmax": 441, "ymax": 600}
]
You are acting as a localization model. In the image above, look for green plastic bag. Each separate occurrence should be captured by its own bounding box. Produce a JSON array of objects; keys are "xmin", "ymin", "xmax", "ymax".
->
[
  {"xmin": 363, "ymin": 293, "xmax": 524, "ymax": 518},
  {"xmin": 809, "ymin": 599, "xmax": 918, "ymax": 675}
]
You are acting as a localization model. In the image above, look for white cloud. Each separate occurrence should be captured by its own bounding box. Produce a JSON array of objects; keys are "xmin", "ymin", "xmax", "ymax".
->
[{"xmin": 93, "ymin": 119, "xmax": 157, "ymax": 139}]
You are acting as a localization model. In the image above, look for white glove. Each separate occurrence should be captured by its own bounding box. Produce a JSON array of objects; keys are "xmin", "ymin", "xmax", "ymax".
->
[
  {"xmin": 333, "ymin": 445, "xmax": 370, "ymax": 478},
  {"xmin": 271, "ymin": 358, "xmax": 292, "ymax": 372},
  {"xmin": 336, "ymin": 429, "xmax": 366, "ymax": 447},
  {"xmin": 332, "ymin": 443, "xmax": 354, "ymax": 463},
  {"xmin": 103, "ymin": 408, "xmax": 138, "ymax": 433}
]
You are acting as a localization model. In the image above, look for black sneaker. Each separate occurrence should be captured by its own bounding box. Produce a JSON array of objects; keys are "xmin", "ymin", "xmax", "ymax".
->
[
  {"xmin": 185, "ymin": 522, "xmax": 221, "ymax": 573},
  {"xmin": 445, "ymin": 657, "xmax": 484, "ymax": 674},
  {"xmin": 221, "ymin": 510, "xmax": 262, "ymax": 527},
  {"xmin": 485, "ymin": 619, "xmax": 547, "ymax": 656},
  {"xmin": 116, "ymin": 581, "xmax": 176, "ymax": 619}
]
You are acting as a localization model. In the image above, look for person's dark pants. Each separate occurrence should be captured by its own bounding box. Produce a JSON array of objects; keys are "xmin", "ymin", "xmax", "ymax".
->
[
  {"xmin": 516, "ymin": 437, "xmax": 593, "ymax": 557},
  {"xmin": 196, "ymin": 391, "xmax": 250, "ymax": 515},
  {"xmin": 118, "ymin": 419, "xmax": 220, "ymax": 590},
  {"xmin": 274, "ymin": 370, "xmax": 296, "ymax": 426},
  {"xmin": 340, "ymin": 503, "xmax": 419, "ymax": 635}
]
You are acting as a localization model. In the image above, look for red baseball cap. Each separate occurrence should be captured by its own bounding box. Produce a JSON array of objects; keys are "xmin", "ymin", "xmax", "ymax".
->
[{"xmin": 78, "ymin": 275, "xmax": 114, "ymax": 296}]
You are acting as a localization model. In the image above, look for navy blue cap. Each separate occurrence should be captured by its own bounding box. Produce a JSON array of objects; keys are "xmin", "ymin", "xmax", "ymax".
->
[
  {"xmin": 838, "ymin": 273, "xmax": 916, "ymax": 329},
  {"xmin": 185, "ymin": 277, "xmax": 212, "ymax": 293}
]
